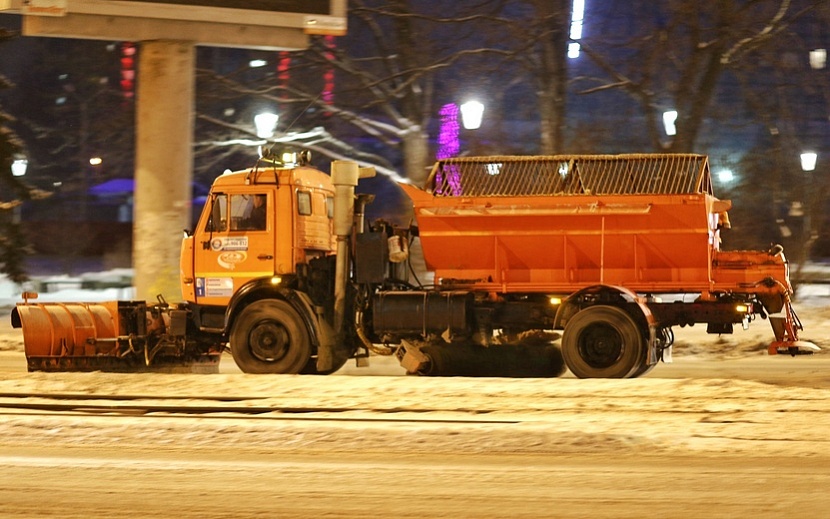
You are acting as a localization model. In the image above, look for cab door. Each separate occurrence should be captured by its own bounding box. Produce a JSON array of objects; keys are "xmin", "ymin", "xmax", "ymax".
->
[{"xmin": 192, "ymin": 190, "xmax": 276, "ymax": 306}]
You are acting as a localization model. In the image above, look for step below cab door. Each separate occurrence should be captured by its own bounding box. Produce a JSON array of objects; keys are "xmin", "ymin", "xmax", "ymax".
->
[{"xmin": 192, "ymin": 191, "xmax": 276, "ymax": 306}]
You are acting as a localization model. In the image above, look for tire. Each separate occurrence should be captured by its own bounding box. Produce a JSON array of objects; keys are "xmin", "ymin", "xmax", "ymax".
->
[
  {"xmin": 630, "ymin": 357, "xmax": 657, "ymax": 378},
  {"xmin": 300, "ymin": 355, "xmax": 349, "ymax": 375},
  {"xmin": 561, "ymin": 305, "xmax": 645, "ymax": 379},
  {"xmin": 230, "ymin": 300, "xmax": 311, "ymax": 374}
]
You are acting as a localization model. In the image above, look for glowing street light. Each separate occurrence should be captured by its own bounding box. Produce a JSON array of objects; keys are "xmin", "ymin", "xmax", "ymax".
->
[
  {"xmin": 801, "ymin": 152, "xmax": 817, "ymax": 172},
  {"xmin": 568, "ymin": 0, "xmax": 585, "ymax": 58},
  {"xmin": 89, "ymin": 157, "xmax": 103, "ymax": 166},
  {"xmin": 809, "ymin": 49, "xmax": 826, "ymax": 70},
  {"xmin": 716, "ymin": 169, "xmax": 734, "ymax": 183},
  {"xmin": 662, "ymin": 110, "xmax": 678, "ymax": 136},
  {"xmin": 460, "ymin": 100, "xmax": 484, "ymax": 130},
  {"xmin": 11, "ymin": 158, "xmax": 28, "ymax": 177},
  {"xmin": 254, "ymin": 112, "xmax": 279, "ymax": 139}
]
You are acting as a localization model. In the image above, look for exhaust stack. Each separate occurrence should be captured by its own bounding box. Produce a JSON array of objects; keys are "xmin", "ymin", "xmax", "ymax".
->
[{"xmin": 330, "ymin": 161, "xmax": 375, "ymax": 333}]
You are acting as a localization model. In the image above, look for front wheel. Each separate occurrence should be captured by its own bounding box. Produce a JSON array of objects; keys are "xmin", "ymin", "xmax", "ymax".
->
[
  {"xmin": 230, "ymin": 300, "xmax": 311, "ymax": 374},
  {"xmin": 300, "ymin": 355, "xmax": 349, "ymax": 375},
  {"xmin": 561, "ymin": 305, "xmax": 645, "ymax": 379}
]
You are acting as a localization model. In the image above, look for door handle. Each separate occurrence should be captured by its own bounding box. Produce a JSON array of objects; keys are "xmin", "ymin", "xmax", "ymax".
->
[{"xmin": 257, "ymin": 254, "xmax": 274, "ymax": 260}]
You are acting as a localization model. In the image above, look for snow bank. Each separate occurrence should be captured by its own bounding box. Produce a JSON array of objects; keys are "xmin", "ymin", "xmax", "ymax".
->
[{"xmin": 0, "ymin": 269, "xmax": 136, "ymax": 310}]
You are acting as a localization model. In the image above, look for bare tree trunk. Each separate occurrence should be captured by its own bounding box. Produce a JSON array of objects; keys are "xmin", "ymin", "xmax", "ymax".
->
[
  {"xmin": 535, "ymin": 0, "xmax": 571, "ymax": 154},
  {"xmin": 402, "ymin": 126, "xmax": 430, "ymax": 187},
  {"xmin": 538, "ymin": 87, "xmax": 563, "ymax": 155}
]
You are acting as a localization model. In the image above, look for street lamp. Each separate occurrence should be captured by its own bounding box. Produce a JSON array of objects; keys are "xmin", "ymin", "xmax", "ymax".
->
[
  {"xmin": 568, "ymin": 0, "xmax": 585, "ymax": 59},
  {"xmin": 460, "ymin": 100, "xmax": 484, "ymax": 130},
  {"xmin": 254, "ymin": 112, "xmax": 279, "ymax": 139},
  {"xmin": 10, "ymin": 158, "xmax": 27, "ymax": 224},
  {"xmin": 797, "ymin": 151, "xmax": 819, "ymax": 266},
  {"xmin": 716, "ymin": 169, "xmax": 734, "ymax": 183},
  {"xmin": 11, "ymin": 158, "xmax": 28, "ymax": 177},
  {"xmin": 809, "ymin": 49, "xmax": 826, "ymax": 70},
  {"xmin": 662, "ymin": 110, "xmax": 678, "ymax": 136},
  {"xmin": 800, "ymin": 152, "xmax": 817, "ymax": 172}
]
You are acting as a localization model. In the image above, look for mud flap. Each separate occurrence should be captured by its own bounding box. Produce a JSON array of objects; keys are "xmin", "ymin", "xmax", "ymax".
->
[
  {"xmin": 315, "ymin": 316, "xmax": 347, "ymax": 373},
  {"xmin": 307, "ymin": 298, "xmax": 352, "ymax": 373},
  {"xmin": 647, "ymin": 326, "xmax": 660, "ymax": 365}
]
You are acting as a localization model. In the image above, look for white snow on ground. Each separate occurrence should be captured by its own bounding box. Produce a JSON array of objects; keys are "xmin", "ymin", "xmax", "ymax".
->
[{"xmin": 3, "ymin": 372, "xmax": 830, "ymax": 458}]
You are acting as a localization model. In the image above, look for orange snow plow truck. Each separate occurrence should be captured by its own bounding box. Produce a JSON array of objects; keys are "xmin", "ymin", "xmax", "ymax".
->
[{"xmin": 11, "ymin": 153, "xmax": 817, "ymax": 378}]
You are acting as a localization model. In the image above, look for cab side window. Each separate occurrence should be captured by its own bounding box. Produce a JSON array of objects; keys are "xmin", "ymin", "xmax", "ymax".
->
[
  {"xmin": 230, "ymin": 193, "xmax": 267, "ymax": 231},
  {"xmin": 206, "ymin": 194, "xmax": 228, "ymax": 232},
  {"xmin": 297, "ymin": 191, "xmax": 312, "ymax": 216}
]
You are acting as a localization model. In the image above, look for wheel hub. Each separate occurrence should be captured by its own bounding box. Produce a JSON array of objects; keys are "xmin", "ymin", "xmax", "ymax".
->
[
  {"xmin": 578, "ymin": 323, "xmax": 623, "ymax": 369},
  {"xmin": 249, "ymin": 321, "xmax": 290, "ymax": 362}
]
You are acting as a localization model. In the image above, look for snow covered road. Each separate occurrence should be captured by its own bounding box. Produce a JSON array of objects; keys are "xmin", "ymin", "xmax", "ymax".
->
[{"xmin": 2, "ymin": 300, "xmax": 830, "ymax": 517}]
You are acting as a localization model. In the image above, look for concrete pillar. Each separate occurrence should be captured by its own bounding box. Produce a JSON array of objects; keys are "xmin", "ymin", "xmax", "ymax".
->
[{"xmin": 133, "ymin": 40, "xmax": 195, "ymax": 301}]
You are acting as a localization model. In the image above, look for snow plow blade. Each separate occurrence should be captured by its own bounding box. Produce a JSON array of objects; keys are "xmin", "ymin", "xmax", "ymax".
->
[{"xmin": 11, "ymin": 295, "xmax": 221, "ymax": 373}]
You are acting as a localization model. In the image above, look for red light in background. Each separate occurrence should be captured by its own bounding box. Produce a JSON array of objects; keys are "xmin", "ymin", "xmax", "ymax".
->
[{"xmin": 120, "ymin": 42, "xmax": 136, "ymax": 99}]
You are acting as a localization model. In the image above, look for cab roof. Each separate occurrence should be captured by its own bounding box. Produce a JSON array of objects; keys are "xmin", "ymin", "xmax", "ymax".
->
[{"xmin": 210, "ymin": 165, "xmax": 334, "ymax": 192}]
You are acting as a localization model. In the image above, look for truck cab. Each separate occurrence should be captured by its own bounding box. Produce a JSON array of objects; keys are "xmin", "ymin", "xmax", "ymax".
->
[{"xmin": 180, "ymin": 163, "xmax": 336, "ymax": 324}]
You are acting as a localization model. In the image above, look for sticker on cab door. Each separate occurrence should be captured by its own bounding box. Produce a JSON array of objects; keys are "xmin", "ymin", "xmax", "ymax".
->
[
  {"xmin": 210, "ymin": 237, "xmax": 248, "ymax": 251},
  {"xmin": 195, "ymin": 277, "xmax": 234, "ymax": 297},
  {"xmin": 218, "ymin": 251, "xmax": 247, "ymax": 270}
]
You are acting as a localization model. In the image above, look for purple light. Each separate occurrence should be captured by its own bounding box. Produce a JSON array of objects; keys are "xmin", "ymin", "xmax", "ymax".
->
[
  {"xmin": 437, "ymin": 103, "xmax": 460, "ymax": 159},
  {"xmin": 435, "ymin": 103, "xmax": 462, "ymax": 195}
]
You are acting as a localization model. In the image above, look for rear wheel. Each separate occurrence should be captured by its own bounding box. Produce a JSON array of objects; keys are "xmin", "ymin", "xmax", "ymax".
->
[
  {"xmin": 561, "ymin": 305, "xmax": 645, "ymax": 379},
  {"xmin": 230, "ymin": 300, "xmax": 311, "ymax": 374},
  {"xmin": 630, "ymin": 356, "xmax": 656, "ymax": 378}
]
